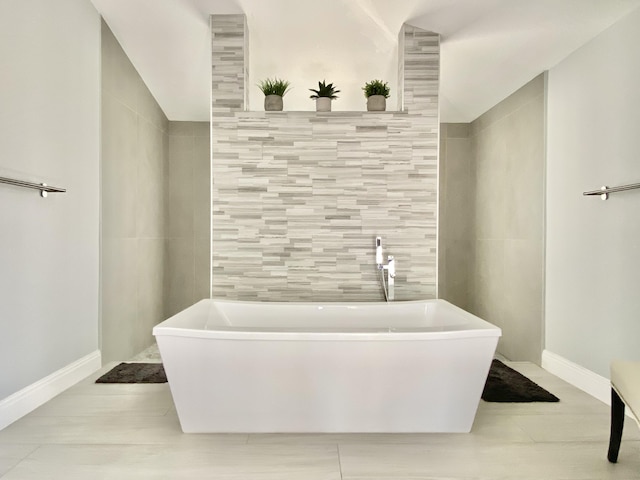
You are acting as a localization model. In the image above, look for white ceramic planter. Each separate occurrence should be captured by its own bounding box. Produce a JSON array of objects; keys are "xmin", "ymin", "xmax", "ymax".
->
[
  {"xmin": 316, "ymin": 97, "xmax": 332, "ymax": 112},
  {"xmin": 264, "ymin": 95, "xmax": 283, "ymax": 111},
  {"xmin": 367, "ymin": 95, "xmax": 386, "ymax": 111}
]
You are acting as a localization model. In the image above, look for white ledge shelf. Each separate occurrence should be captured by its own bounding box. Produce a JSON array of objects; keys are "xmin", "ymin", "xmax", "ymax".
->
[{"xmin": 240, "ymin": 110, "xmax": 410, "ymax": 115}]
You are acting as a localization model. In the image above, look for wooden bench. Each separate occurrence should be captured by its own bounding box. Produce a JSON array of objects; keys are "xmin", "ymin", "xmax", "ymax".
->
[{"xmin": 608, "ymin": 360, "xmax": 640, "ymax": 462}]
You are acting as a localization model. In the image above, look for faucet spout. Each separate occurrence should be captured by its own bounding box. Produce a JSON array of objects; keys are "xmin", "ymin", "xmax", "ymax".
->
[
  {"xmin": 374, "ymin": 236, "xmax": 396, "ymax": 302},
  {"xmin": 387, "ymin": 256, "xmax": 395, "ymax": 301}
]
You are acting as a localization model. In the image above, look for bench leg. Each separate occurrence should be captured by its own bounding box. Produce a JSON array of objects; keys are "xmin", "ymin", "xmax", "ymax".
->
[{"xmin": 608, "ymin": 388, "xmax": 625, "ymax": 463}]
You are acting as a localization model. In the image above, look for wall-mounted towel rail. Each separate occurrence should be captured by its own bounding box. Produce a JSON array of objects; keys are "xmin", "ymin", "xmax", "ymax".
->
[
  {"xmin": 0, "ymin": 176, "xmax": 66, "ymax": 198},
  {"xmin": 583, "ymin": 183, "xmax": 640, "ymax": 201}
]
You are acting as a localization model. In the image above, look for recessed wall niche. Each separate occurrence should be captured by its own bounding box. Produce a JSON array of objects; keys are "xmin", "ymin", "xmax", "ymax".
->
[{"xmin": 211, "ymin": 14, "xmax": 439, "ymax": 301}]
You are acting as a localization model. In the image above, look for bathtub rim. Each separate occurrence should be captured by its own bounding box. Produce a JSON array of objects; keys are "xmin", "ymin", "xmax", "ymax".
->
[{"xmin": 153, "ymin": 298, "xmax": 502, "ymax": 342}]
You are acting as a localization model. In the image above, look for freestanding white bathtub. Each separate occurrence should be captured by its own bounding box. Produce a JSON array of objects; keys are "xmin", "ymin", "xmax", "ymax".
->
[{"xmin": 153, "ymin": 299, "xmax": 501, "ymax": 433}]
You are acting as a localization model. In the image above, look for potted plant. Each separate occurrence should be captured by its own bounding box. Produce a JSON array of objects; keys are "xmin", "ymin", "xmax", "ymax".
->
[
  {"xmin": 309, "ymin": 80, "xmax": 340, "ymax": 112},
  {"xmin": 258, "ymin": 78, "xmax": 291, "ymax": 111},
  {"xmin": 362, "ymin": 79, "xmax": 390, "ymax": 111}
]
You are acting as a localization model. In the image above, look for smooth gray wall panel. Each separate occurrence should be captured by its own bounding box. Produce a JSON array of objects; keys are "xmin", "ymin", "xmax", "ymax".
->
[
  {"xmin": 211, "ymin": 17, "xmax": 439, "ymax": 301},
  {"xmin": 101, "ymin": 20, "xmax": 169, "ymax": 363},
  {"xmin": 167, "ymin": 122, "xmax": 211, "ymax": 316},
  {"xmin": 438, "ymin": 124, "xmax": 473, "ymax": 310},
  {"xmin": 439, "ymin": 80, "xmax": 545, "ymax": 365},
  {"xmin": 469, "ymin": 74, "xmax": 546, "ymax": 364}
]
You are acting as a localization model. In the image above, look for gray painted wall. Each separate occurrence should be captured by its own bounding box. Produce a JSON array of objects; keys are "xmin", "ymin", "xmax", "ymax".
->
[
  {"xmin": 167, "ymin": 122, "xmax": 211, "ymax": 317},
  {"xmin": 468, "ymin": 75, "xmax": 546, "ymax": 363},
  {"xmin": 0, "ymin": 0, "xmax": 100, "ymax": 399},
  {"xmin": 101, "ymin": 21, "xmax": 169, "ymax": 362},
  {"xmin": 211, "ymin": 15, "xmax": 439, "ymax": 301},
  {"xmin": 546, "ymin": 7, "xmax": 640, "ymax": 377}
]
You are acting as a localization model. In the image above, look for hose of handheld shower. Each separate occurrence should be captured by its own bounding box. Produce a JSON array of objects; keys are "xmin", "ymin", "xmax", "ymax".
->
[{"xmin": 379, "ymin": 267, "xmax": 389, "ymax": 302}]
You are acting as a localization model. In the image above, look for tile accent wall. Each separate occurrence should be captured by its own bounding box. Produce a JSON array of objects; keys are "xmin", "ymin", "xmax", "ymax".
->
[
  {"xmin": 211, "ymin": 15, "xmax": 248, "ymax": 114},
  {"xmin": 211, "ymin": 16, "xmax": 439, "ymax": 301}
]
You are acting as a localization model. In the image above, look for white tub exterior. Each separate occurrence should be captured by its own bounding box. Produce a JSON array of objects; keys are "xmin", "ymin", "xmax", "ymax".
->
[{"xmin": 153, "ymin": 299, "xmax": 501, "ymax": 433}]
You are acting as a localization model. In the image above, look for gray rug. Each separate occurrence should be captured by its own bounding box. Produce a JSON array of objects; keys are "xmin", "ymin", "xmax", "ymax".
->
[
  {"xmin": 482, "ymin": 359, "xmax": 559, "ymax": 402},
  {"xmin": 95, "ymin": 363, "xmax": 167, "ymax": 384}
]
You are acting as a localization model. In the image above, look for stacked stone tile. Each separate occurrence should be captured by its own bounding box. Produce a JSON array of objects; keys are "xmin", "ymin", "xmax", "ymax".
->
[{"xmin": 211, "ymin": 15, "xmax": 439, "ymax": 301}]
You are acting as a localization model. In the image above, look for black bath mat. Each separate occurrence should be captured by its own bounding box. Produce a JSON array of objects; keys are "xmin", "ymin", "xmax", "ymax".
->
[
  {"xmin": 95, "ymin": 363, "xmax": 167, "ymax": 384},
  {"xmin": 482, "ymin": 359, "xmax": 559, "ymax": 402}
]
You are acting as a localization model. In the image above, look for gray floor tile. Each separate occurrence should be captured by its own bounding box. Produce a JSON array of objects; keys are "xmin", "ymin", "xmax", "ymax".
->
[
  {"xmin": 513, "ymin": 413, "xmax": 640, "ymax": 443},
  {"xmin": 338, "ymin": 441, "xmax": 640, "ymax": 479},
  {"xmin": 0, "ymin": 445, "xmax": 38, "ymax": 461},
  {"xmin": 29, "ymin": 392, "xmax": 173, "ymax": 417},
  {"xmin": 247, "ymin": 412, "xmax": 535, "ymax": 446},
  {"xmin": 0, "ymin": 445, "xmax": 39, "ymax": 478},
  {"xmin": 2, "ymin": 444, "xmax": 341, "ymax": 480},
  {"xmin": 0, "ymin": 415, "xmax": 247, "ymax": 446}
]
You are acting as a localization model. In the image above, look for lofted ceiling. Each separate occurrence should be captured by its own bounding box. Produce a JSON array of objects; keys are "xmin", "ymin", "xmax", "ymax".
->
[{"xmin": 90, "ymin": 0, "xmax": 640, "ymax": 122}]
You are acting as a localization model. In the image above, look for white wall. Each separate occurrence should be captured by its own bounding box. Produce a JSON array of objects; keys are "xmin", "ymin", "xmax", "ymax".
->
[
  {"xmin": 245, "ymin": 2, "xmax": 400, "ymax": 112},
  {"xmin": 0, "ymin": 0, "xmax": 100, "ymax": 399},
  {"xmin": 546, "ymin": 6, "xmax": 640, "ymax": 378}
]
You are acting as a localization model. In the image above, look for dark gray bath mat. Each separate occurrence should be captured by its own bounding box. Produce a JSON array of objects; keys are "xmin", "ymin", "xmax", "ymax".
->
[
  {"xmin": 95, "ymin": 363, "xmax": 167, "ymax": 384},
  {"xmin": 482, "ymin": 359, "xmax": 559, "ymax": 402}
]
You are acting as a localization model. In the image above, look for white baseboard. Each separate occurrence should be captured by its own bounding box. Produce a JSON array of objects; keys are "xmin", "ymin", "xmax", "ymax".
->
[
  {"xmin": 0, "ymin": 350, "xmax": 101, "ymax": 431},
  {"xmin": 542, "ymin": 350, "xmax": 638, "ymax": 422},
  {"xmin": 541, "ymin": 350, "xmax": 611, "ymax": 405}
]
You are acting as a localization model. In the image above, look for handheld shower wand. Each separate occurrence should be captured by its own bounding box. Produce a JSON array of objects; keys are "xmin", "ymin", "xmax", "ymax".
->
[{"xmin": 376, "ymin": 237, "xmax": 383, "ymax": 266}]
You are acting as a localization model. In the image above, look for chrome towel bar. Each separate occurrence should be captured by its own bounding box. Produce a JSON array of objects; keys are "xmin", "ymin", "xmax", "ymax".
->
[
  {"xmin": 583, "ymin": 182, "xmax": 640, "ymax": 201},
  {"xmin": 0, "ymin": 175, "xmax": 66, "ymax": 198}
]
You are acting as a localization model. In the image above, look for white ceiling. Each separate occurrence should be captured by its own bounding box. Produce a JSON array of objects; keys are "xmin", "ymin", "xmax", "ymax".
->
[{"xmin": 90, "ymin": 0, "xmax": 640, "ymax": 122}]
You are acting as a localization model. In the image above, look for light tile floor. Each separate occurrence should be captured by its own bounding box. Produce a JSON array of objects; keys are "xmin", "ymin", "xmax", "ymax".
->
[{"xmin": 1, "ymin": 352, "xmax": 639, "ymax": 479}]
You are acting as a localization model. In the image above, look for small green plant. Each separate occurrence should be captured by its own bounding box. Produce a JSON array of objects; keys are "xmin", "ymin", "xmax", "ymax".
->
[
  {"xmin": 362, "ymin": 79, "xmax": 390, "ymax": 98},
  {"xmin": 309, "ymin": 80, "xmax": 340, "ymax": 99},
  {"xmin": 257, "ymin": 78, "xmax": 291, "ymax": 97}
]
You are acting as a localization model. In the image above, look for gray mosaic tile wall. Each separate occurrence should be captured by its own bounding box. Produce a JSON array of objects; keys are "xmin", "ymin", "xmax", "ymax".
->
[
  {"xmin": 211, "ymin": 15, "xmax": 248, "ymax": 113},
  {"xmin": 211, "ymin": 16, "xmax": 439, "ymax": 301}
]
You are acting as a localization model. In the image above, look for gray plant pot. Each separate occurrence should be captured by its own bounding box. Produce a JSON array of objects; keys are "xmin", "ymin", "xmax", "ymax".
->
[
  {"xmin": 265, "ymin": 95, "xmax": 283, "ymax": 111},
  {"xmin": 367, "ymin": 95, "xmax": 386, "ymax": 112},
  {"xmin": 316, "ymin": 97, "xmax": 332, "ymax": 112}
]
